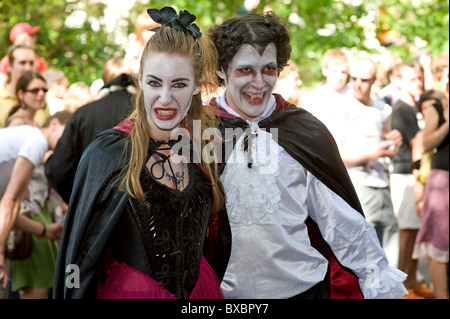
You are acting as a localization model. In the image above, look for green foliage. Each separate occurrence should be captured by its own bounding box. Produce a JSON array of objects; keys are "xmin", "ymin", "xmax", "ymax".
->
[
  {"xmin": 1, "ymin": 0, "xmax": 448, "ymax": 89},
  {"xmin": 1, "ymin": 0, "xmax": 123, "ymax": 85}
]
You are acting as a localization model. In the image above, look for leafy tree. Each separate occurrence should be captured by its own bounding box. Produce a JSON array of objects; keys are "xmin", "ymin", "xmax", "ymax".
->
[
  {"xmin": 1, "ymin": 0, "xmax": 448, "ymax": 89},
  {"xmin": 1, "ymin": 0, "xmax": 123, "ymax": 85}
]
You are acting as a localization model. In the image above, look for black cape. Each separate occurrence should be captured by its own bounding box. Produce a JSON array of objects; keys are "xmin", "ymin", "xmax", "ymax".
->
[
  {"xmin": 213, "ymin": 94, "xmax": 365, "ymax": 298},
  {"xmin": 52, "ymin": 125, "xmax": 231, "ymax": 299}
]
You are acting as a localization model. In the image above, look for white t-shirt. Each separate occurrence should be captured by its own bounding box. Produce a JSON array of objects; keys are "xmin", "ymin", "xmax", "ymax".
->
[
  {"xmin": 300, "ymin": 84, "xmax": 353, "ymax": 148},
  {"xmin": 0, "ymin": 125, "xmax": 48, "ymax": 194},
  {"xmin": 338, "ymin": 98, "xmax": 391, "ymax": 188}
]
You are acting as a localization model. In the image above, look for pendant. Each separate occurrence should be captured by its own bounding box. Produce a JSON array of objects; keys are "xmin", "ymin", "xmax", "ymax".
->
[{"xmin": 165, "ymin": 167, "xmax": 185, "ymax": 189}]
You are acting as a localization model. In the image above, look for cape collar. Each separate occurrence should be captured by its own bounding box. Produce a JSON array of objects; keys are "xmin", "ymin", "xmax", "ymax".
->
[{"xmin": 114, "ymin": 119, "xmax": 135, "ymax": 133}]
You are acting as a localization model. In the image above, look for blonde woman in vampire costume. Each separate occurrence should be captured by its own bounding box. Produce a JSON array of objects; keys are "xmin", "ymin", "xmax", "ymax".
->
[{"xmin": 53, "ymin": 7, "xmax": 230, "ymax": 299}]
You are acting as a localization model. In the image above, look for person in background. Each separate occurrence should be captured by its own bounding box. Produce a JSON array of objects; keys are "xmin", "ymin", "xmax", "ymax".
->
[
  {"xmin": 53, "ymin": 7, "xmax": 230, "ymax": 299},
  {"xmin": 0, "ymin": 22, "xmax": 47, "ymax": 88},
  {"xmin": 2, "ymin": 71, "xmax": 50, "ymax": 299},
  {"xmin": 124, "ymin": 10, "xmax": 159, "ymax": 74},
  {"xmin": 300, "ymin": 48, "xmax": 352, "ymax": 146},
  {"xmin": 42, "ymin": 69, "xmax": 69, "ymax": 115},
  {"xmin": 63, "ymin": 81, "xmax": 95, "ymax": 113},
  {"xmin": 377, "ymin": 63, "xmax": 403, "ymax": 107},
  {"xmin": 412, "ymin": 91, "xmax": 449, "ymax": 299},
  {"xmin": 45, "ymin": 72, "xmax": 136, "ymax": 204},
  {"xmin": 412, "ymin": 90, "xmax": 447, "ymax": 218},
  {"xmin": 0, "ymin": 111, "xmax": 70, "ymax": 291},
  {"xmin": 101, "ymin": 57, "xmax": 133, "ymax": 86},
  {"xmin": 208, "ymin": 11, "xmax": 407, "ymax": 299},
  {"xmin": 389, "ymin": 62, "xmax": 433, "ymax": 299},
  {"xmin": 370, "ymin": 63, "xmax": 387, "ymax": 101},
  {"xmin": 0, "ymin": 45, "xmax": 36, "ymax": 128},
  {"xmin": 431, "ymin": 52, "xmax": 449, "ymax": 99},
  {"xmin": 238, "ymin": 0, "xmax": 260, "ymax": 15},
  {"xmin": 339, "ymin": 55, "xmax": 401, "ymax": 268},
  {"xmin": 4, "ymin": 71, "xmax": 47, "ymax": 128},
  {"xmin": 5, "ymin": 109, "xmax": 70, "ymax": 299},
  {"xmin": 273, "ymin": 61, "xmax": 302, "ymax": 106}
]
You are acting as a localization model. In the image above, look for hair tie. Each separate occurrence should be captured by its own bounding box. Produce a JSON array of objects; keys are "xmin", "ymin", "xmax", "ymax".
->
[{"xmin": 147, "ymin": 7, "xmax": 202, "ymax": 40}]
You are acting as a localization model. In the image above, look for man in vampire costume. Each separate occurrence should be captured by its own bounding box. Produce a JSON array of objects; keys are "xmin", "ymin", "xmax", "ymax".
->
[{"xmin": 207, "ymin": 12, "xmax": 408, "ymax": 299}]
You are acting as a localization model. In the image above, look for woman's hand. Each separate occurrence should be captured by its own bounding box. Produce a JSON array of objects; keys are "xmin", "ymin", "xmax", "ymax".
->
[{"xmin": 44, "ymin": 223, "xmax": 64, "ymax": 242}]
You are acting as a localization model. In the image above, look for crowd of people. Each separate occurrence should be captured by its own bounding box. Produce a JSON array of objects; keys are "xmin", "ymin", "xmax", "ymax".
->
[{"xmin": 0, "ymin": 4, "xmax": 448, "ymax": 301}]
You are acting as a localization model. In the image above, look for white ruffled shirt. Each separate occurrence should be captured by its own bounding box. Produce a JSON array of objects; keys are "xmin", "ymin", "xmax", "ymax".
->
[{"xmin": 217, "ymin": 92, "xmax": 407, "ymax": 299}]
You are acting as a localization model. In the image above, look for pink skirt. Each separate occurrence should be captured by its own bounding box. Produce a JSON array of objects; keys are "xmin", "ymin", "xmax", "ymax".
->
[
  {"xmin": 413, "ymin": 169, "xmax": 449, "ymax": 263},
  {"xmin": 97, "ymin": 256, "xmax": 224, "ymax": 299}
]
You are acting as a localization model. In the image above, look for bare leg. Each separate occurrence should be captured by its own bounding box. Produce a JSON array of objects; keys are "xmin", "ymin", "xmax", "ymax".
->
[
  {"xmin": 399, "ymin": 229, "xmax": 419, "ymax": 289},
  {"xmin": 429, "ymin": 259, "xmax": 449, "ymax": 299},
  {"xmin": 19, "ymin": 287, "xmax": 49, "ymax": 299}
]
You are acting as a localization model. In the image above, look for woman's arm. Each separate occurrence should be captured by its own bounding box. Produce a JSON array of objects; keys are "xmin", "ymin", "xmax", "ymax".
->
[
  {"xmin": 0, "ymin": 156, "xmax": 34, "ymax": 286},
  {"xmin": 14, "ymin": 214, "xmax": 63, "ymax": 241},
  {"xmin": 0, "ymin": 157, "xmax": 34, "ymax": 249},
  {"xmin": 422, "ymin": 102, "xmax": 449, "ymax": 152}
]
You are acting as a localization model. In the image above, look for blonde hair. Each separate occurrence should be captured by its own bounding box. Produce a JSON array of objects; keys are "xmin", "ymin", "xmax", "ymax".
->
[
  {"xmin": 64, "ymin": 81, "xmax": 95, "ymax": 112},
  {"xmin": 119, "ymin": 25, "xmax": 224, "ymax": 212},
  {"xmin": 135, "ymin": 11, "xmax": 159, "ymax": 45},
  {"xmin": 102, "ymin": 57, "xmax": 130, "ymax": 83},
  {"xmin": 322, "ymin": 48, "xmax": 349, "ymax": 69}
]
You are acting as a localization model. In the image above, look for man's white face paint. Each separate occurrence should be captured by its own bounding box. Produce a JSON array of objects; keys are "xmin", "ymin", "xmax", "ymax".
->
[{"xmin": 217, "ymin": 43, "xmax": 278, "ymax": 121}]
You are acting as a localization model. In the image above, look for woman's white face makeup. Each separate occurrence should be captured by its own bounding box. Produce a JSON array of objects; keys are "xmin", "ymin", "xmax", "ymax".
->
[
  {"xmin": 217, "ymin": 43, "xmax": 278, "ymax": 121},
  {"xmin": 140, "ymin": 52, "xmax": 201, "ymax": 140}
]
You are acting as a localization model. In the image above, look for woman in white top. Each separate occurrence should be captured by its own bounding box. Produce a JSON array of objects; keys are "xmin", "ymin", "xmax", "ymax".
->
[{"xmin": 0, "ymin": 111, "xmax": 70, "ymax": 291}]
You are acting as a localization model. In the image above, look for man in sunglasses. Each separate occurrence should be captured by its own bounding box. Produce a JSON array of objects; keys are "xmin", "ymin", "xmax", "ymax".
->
[{"xmin": 338, "ymin": 55, "xmax": 402, "ymax": 274}]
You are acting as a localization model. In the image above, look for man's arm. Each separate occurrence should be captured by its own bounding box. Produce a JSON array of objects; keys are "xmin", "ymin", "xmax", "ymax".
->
[{"xmin": 341, "ymin": 129, "xmax": 401, "ymax": 168}]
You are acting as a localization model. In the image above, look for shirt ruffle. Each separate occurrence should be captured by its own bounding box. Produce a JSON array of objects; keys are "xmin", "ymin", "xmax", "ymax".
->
[
  {"xmin": 357, "ymin": 264, "xmax": 407, "ymax": 299},
  {"xmin": 221, "ymin": 128, "xmax": 282, "ymax": 225}
]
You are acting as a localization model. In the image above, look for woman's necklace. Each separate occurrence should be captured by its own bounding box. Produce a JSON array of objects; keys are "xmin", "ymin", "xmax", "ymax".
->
[
  {"xmin": 161, "ymin": 161, "xmax": 185, "ymax": 190},
  {"xmin": 150, "ymin": 145, "xmax": 187, "ymax": 190}
]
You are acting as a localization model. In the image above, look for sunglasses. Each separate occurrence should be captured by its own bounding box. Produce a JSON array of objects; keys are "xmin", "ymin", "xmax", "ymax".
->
[
  {"xmin": 24, "ymin": 88, "xmax": 48, "ymax": 94},
  {"xmin": 349, "ymin": 76, "xmax": 374, "ymax": 83}
]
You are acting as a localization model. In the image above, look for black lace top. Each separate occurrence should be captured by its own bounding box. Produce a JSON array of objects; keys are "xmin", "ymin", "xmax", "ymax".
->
[{"xmin": 111, "ymin": 148, "xmax": 213, "ymax": 299}]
